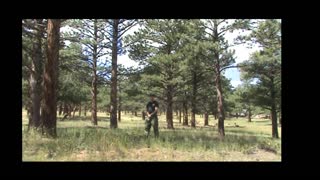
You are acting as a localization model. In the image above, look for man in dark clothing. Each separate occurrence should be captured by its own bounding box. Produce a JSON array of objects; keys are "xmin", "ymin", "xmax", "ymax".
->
[{"xmin": 145, "ymin": 94, "xmax": 159, "ymax": 137}]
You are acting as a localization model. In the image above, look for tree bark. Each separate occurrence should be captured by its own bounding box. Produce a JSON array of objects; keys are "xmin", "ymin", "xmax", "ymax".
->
[
  {"xmin": 191, "ymin": 72, "xmax": 197, "ymax": 128},
  {"xmin": 68, "ymin": 104, "xmax": 72, "ymax": 117},
  {"xmin": 182, "ymin": 98, "xmax": 188, "ymax": 126},
  {"xmin": 142, "ymin": 111, "xmax": 146, "ymax": 120},
  {"xmin": 79, "ymin": 103, "xmax": 81, "ymax": 117},
  {"xmin": 270, "ymin": 77, "xmax": 279, "ymax": 138},
  {"xmin": 72, "ymin": 106, "xmax": 76, "ymax": 118},
  {"xmin": 204, "ymin": 112, "xmax": 209, "ymax": 126},
  {"xmin": 58, "ymin": 103, "xmax": 63, "ymax": 116},
  {"xmin": 42, "ymin": 19, "xmax": 60, "ymax": 137},
  {"xmin": 110, "ymin": 19, "xmax": 119, "ymax": 129},
  {"xmin": 28, "ymin": 19, "xmax": 43, "ymax": 131},
  {"xmin": 166, "ymin": 85, "xmax": 174, "ymax": 129},
  {"xmin": 118, "ymin": 83, "xmax": 121, "ymax": 122},
  {"xmin": 90, "ymin": 19, "xmax": 98, "ymax": 126},
  {"xmin": 179, "ymin": 109, "xmax": 181, "ymax": 123},
  {"xmin": 84, "ymin": 105, "xmax": 87, "ymax": 117},
  {"xmin": 134, "ymin": 111, "xmax": 137, "ymax": 116},
  {"xmin": 215, "ymin": 70, "xmax": 225, "ymax": 138}
]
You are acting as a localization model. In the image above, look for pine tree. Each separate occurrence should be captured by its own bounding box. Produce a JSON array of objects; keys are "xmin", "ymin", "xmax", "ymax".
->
[
  {"xmin": 127, "ymin": 19, "xmax": 190, "ymax": 129},
  {"xmin": 240, "ymin": 19, "xmax": 281, "ymax": 138}
]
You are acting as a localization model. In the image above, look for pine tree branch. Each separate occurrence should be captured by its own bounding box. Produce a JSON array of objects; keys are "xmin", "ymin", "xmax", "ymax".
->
[{"xmin": 219, "ymin": 65, "xmax": 247, "ymax": 73}]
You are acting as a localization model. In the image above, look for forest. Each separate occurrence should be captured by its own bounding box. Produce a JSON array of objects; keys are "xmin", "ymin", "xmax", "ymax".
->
[{"xmin": 22, "ymin": 19, "xmax": 281, "ymax": 161}]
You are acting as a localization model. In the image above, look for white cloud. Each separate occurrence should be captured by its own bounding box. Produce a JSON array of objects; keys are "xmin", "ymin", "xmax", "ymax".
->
[
  {"xmin": 231, "ymin": 80, "xmax": 242, "ymax": 88},
  {"xmin": 118, "ymin": 54, "xmax": 139, "ymax": 68}
]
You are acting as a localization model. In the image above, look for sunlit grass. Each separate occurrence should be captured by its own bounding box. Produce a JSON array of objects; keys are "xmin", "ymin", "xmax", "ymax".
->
[{"xmin": 22, "ymin": 110, "xmax": 281, "ymax": 161}]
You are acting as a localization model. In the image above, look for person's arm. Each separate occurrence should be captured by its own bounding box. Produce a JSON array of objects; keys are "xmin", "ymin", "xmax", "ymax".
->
[
  {"xmin": 149, "ymin": 101, "xmax": 159, "ymax": 116},
  {"xmin": 146, "ymin": 105, "xmax": 150, "ymax": 117},
  {"xmin": 149, "ymin": 107, "xmax": 158, "ymax": 116}
]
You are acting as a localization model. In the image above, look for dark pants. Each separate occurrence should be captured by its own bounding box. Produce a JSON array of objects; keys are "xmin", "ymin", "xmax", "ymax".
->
[{"xmin": 145, "ymin": 115, "xmax": 159, "ymax": 137}]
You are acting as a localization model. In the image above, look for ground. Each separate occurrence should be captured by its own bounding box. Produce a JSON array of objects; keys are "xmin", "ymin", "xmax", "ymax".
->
[{"xmin": 22, "ymin": 111, "xmax": 281, "ymax": 161}]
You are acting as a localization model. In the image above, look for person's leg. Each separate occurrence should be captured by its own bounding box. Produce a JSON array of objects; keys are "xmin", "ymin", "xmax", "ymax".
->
[
  {"xmin": 145, "ymin": 118, "xmax": 151, "ymax": 136},
  {"xmin": 153, "ymin": 116, "xmax": 159, "ymax": 137}
]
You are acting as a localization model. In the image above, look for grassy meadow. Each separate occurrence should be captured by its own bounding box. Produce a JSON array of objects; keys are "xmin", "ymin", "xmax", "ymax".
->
[{"xmin": 22, "ymin": 110, "xmax": 281, "ymax": 161}]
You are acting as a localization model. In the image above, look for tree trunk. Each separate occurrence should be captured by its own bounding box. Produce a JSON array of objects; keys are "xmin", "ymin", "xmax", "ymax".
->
[
  {"xmin": 72, "ymin": 106, "xmax": 76, "ymax": 118},
  {"xmin": 204, "ymin": 112, "xmax": 209, "ymax": 126},
  {"xmin": 118, "ymin": 109, "xmax": 121, "ymax": 122},
  {"xmin": 90, "ymin": 19, "xmax": 98, "ymax": 126},
  {"xmin": 68, "ymin": 104, "xmax": 72, "ymax": 117},
  {"xmin": 215, "ymin": 70, "xmax": 225, "ymax": 138},
  {"xmin": 134, "ymin": 111, "xmax": 137, "ymax": 116},
  {"xmin": 79, "ymin": 103, "xmax": 81, "ymax": 117},
  {"xmin": 166, "ymin": 85, "xmax": 174, "ymax": 129},
  {"xmin": 110, "ymin": 19, "xmax": 119, "ymax": 129},
  {"xmin": 179, "ymin": 109, "xmax": 181, "ymax": 123},
  {"xmin": 279, "ymin": 111, "xmax": 281, "ymax": 125},
  {"xmin": 142, "ymin": 111, "xmax": 145, "ymax": 120},
  {"xmin": 42, "ymin": 19, "xmax": 60, "ymax": 137},
  {"xmin": 58, "ymin": 103, "xmax": 63, "ymax": 116},
  {"xmin": 270, "ymin": 77, "xmax": 279, "ymax": 138},
  {"xmin": 248, "ymin": 108, "xmax": 252, "ymax": 122},
  {"xmin": 118, "ymin": 84, "xmax": 121, "ymax": 122},
  {"xmin": 191, "ymin": 72, "xmax": 197, "ymax": 128},
  {"xmin": 182, "ymin": 98, "xmax": 188, "ymax": 126},
  {"xmin": 63, "ymin": 102, "xmax": 68, "ymax": 117},
  {"xmin": 28, "ymin": 19, "xmax": 43, "ymax": 131}
]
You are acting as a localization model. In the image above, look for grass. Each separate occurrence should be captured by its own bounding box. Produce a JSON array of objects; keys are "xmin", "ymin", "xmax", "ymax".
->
[{"xmin": 22, "ymin": 110, "xmax": 281, "ymax": 161}]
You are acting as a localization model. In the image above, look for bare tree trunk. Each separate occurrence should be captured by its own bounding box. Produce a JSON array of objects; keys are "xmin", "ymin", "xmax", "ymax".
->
[
  {"xmin": 72, "ymin": 106, "xmax": 76, "ymax": 118},
  {"xmin": 179, "ymin": 109, "xmax": 181, "ymax": 123},
  {"xmin": 58, "ymin": 103, "xmax": 63, "ymax": 116},
  {"xmin": 270, "ymin": 77, "xmax": 279, "ymax": 138},
  {"xmin": 166, "ymin": 85, "xmax": 174, "ymax": 129},
  {"xmin": 118, "ymin": 80, "xmax": 121, "ymax": 122},
  {"xmin": 110, "ymin": 19, "xmax": 119, "ymax": 129},
  {"xmin": 204, "ymin": 112, "xmax": 209, "ymax": 126},
  {"xmin": 79, "ymin": 103, "xmax": 81, "ymax": 117},
  {"xmin": 142, "ymin": 111, "xmax": 145, "ymax": 120},
  {"xmin": 42, "ymin": 19, "xmax": 60, "ymax": 137},
  {"xmin": 84, "ymin": 105, "xmax": 87, "ymax": 117},
  {"xmin": 91, "ymin": 19, "xmax": 98, "ymax": 126},
  {"xmin": 134, "ymin": 111, "xmax": 137, "ymax": 116},
  {"xmin": 216, "ymin": 71, "xmax": 225, "ymax": 138},
  {"xmin": 63, "ymin": 102, "xmax": 68, "ymax": 117},
  {"xmin": 28, "ymin": 19, "xmax": 43, "ymax": 131},
  {"xmin": 68, "ymin": 104, "xmax": 72, "ymax": 117},
  {"xmin": 191, "ymin": 72, "xmax": 197, "ymax": 128},
  {"xmin": 182, "ymin": 98, "xmax": 188, "ymax": 126}
]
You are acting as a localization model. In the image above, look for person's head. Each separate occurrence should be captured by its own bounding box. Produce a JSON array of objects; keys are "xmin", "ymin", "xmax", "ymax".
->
[{"xmin": 150, "ymin": 94, "xmax": 155, "ymax": 101}]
